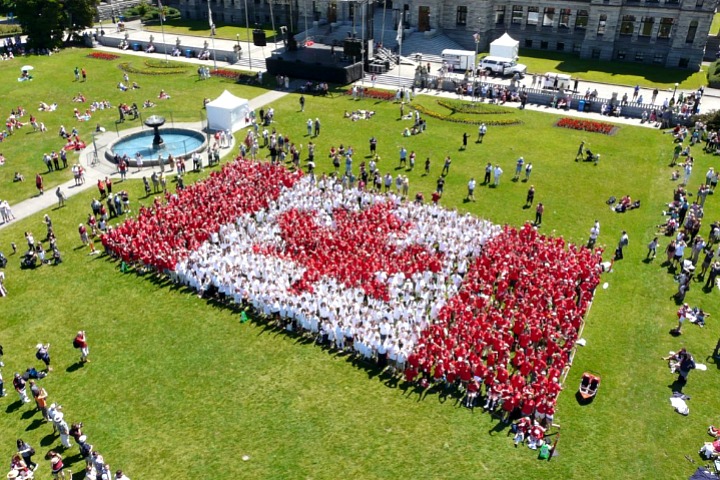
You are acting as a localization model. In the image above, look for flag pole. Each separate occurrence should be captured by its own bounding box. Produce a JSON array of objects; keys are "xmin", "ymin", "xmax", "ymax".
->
[
  {"xmin": 244, "ymin": 0, "xmax": 253, "ymax": 70},
  {"xmin": 208, "ymin": 2, "xmax": 217, "ymax": 70},
  {"xmin": 396, "ymin": 17, "xmax": 402, "ymax": 78},
  {"xmin": 158, "ymin": 1, "xmax": 168, "ymax": 63}
]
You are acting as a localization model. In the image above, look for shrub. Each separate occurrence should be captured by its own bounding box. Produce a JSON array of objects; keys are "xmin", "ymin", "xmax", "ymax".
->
[
  {"xmin": 411, "ymin": 100, "xmax": 522, "ymax": 126},
  {"xmin": 708, "ymin": 60, "xmax": 720, "ymax": 88}
]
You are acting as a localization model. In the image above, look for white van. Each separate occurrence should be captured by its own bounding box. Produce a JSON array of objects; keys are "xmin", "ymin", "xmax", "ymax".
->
[
  {"xmin": 541, "ymin": 72, "xmax": 572, "ymax": 90},
  {"xmin": 479, "ymin": 56, "xmax": 527, "ymax": 77},
  {"xmin": 441, "ymin": 49, "xmax": 476, "ymax": 71}
]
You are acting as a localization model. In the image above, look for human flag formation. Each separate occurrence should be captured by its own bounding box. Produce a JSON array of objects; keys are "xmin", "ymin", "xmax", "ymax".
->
[{"xmin": 103, "ymin": 159, "xmax": 602, "ymax": 415}]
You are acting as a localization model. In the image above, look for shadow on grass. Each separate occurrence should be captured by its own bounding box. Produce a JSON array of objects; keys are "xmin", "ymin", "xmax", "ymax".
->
[
  {"xmin": 25, "ymin": 418, "xmax": 45, "ymax": 431},
  {"xmin": 6, "ymin": 400, "xmax": 23, "ymax": 413},
  {"xmin": 39, "ymin": 432, "xmax": 56, "ymax": 447},
  {"xmin": 66, "ymin": 362, "xmax": 84, "ymax": 374},
  {"xmin": 21, "ymin": 408, "xmax": 37, "ymax": 420}
]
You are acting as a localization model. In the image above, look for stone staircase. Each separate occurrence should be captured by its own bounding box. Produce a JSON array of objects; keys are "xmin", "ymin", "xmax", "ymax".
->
[
  {"xmin": 96, "ymin": 0, "xmax": 145, "ymax": 21},
  {"xmin": 363, "ymin": 72, "xmax": 414, "ymax": 89}
]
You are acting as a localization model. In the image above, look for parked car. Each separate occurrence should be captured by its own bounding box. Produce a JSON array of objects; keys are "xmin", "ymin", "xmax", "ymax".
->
[{"xmin": 479, "ymin": 56, "xmax": 527, "ymax": 77}]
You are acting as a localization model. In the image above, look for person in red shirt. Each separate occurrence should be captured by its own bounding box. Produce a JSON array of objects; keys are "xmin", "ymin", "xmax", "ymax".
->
[
  {"xmin": 465, "ymin": 378, "xmax": 480, "ymax": 409},
  {"xmin": 73, "ymin": 331, "xmax": 89, "ymax": 364}
]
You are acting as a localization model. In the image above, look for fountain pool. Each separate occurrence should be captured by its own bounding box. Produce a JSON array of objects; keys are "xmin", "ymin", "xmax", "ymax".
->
[{"xmin": 106, "ymin": 128, "xmax": 207, "ymax": 166}]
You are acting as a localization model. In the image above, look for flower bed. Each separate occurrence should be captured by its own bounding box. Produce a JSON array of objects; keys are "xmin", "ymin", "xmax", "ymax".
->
[
  {"xmin": 413, "ymin": 103, "xmax": 522, "ymax": 126},
  {"xmin": 346, "ymin": 88, "xmax": 395, "ymax": 101},
  {"xmin": 436, "ymin": 99, "xmax": 513, "ymax": 115},
  {"xmin": 556, "ymin": 117, "xmax": 617, "ymax": 135},
  {"xmin": 87, "ymin": 52, "xmax": 120, "ymax": 61},
  {"xmin": 118, "ymin": 61, "xmax": 189, "ymax": 75},
  {"xmin": 210, "ymin": 69, "xmax": 240, "ymax": 80}
]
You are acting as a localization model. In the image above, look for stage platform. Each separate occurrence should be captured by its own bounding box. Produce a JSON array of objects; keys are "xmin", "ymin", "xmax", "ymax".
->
[{"xmin": 266, "ymin": 44, "xmax": 364, "ymax": 85}]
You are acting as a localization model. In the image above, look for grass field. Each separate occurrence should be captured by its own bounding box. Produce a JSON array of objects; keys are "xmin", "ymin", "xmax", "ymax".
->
[
  {"xmin": 142, "ymin": 20, "xmax": 277, "ymax": 43},
  {"xmin": 514, "ymin": 50, "xmax": 708, "ymax": 90},
  {"xmin": 0, "ymin": 49, "xmax": 719, "ymax": 479}
]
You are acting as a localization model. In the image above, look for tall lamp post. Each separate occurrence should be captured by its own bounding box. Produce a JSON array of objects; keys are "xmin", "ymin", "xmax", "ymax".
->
[
  {"xmin": 672, "ymin": 82, "xmax": 679, "ymax": 100},
  {"xmin": 472, "ymin": 33, "xmax": 480, "ymax": 101}
]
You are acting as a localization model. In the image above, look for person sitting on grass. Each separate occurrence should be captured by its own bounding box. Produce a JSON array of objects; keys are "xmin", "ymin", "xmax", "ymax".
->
[
  {"xmin": 158, "ymin": 89, "xmax": 170, "ymax": 100},
  {"xmin": 13, "ymin": 171, "xmax": 24, "ymax": 182},
  {"xmin": 143, "ymin": 99, "xmax": 155, "ymax": 108}
]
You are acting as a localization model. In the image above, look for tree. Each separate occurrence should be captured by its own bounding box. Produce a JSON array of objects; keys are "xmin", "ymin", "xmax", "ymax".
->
[{"xmin": 14, "ymin": 0, "xmax": 98, "ymax": 50}]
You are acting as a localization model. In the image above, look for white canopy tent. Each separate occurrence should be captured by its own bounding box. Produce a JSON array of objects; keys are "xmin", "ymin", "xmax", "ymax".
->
[
  {"xmin": 206, "ymin": 90, "xmax": 250, "ymax": 132},
  {"xmin": 489, "ymin": 33, "xmax": 519, "ymax": 60}
]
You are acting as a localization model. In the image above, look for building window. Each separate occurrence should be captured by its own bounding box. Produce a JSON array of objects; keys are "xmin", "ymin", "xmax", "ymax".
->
[
  {"xmin": 658, "ymin": 17, "xmax": 673, "ymax": 38},
  {"xmin": 653, "ymin": 53, "xmax": 664, "ymax": 64},
  {"xmin": 527, "ymin": 7, "xmax": 539, "ymax": 26},
  {"xmin": 620, "ymin": 15, "xmax": 635, "ymax": 36},
  {"xmin": 542, "ymin": 8, "xmax": 555, "ymax": 27},
  {"xmin": 511, "ymin": 6, "xmax": 523, "ymax": 25},
  {"xmin": 456, "ymin": 6, "xmax": 467, "ymax": 26},
  {"xmin": 556, "ymin": 42, "xmax": 565, "ymax": 51},
  {"xmin": 591, "ymin": 48, "xmax": 601, "ymax": 59},
  {"xmin": 540, "ymin": 40, "xmax": 548, "ymax": 49},
  {"xmin": 559, "ymin": 9, "xmax": 571, "ymax": 30},
  {"xmin": 686, "ymin": 20, "xmax": 698, "ymax": 43},
  {"xmin": 495, "ymin": 6, "xmax": 506, "ymax": 24},
  {"xmin": 679, "ymin": 58, "xmax": 690, "ymax": 68},
  {"xmin": 524, "ymin": 38, "xmax": 533, "ymax": 48},
  {"xmin": 575, "ymin": 10, "xmax": 588, "ymax": 30},
  {"xmin": 617, "ymin": 50, "xmax": 626, "ymax": 60},
  {"xmin": 665, "ymin": 0, "xmax": 679, "ymax": 4},
  {"xmin": 597, "ymin": 15, "xmax": 607, "ymax": 35},
  {"xmin": 640, "ymin": 17, "xmax": 654, "ymax": 37},
  {"xmin": 635, "ymin": 52, "xmax": 644, "ymax": 62},
  {"xmin": 573, "ymin": 43, "xmax": 581, "ymax": 53},
  {"xmin": 696, "ymin": 0, "xmax": 704, "ymax": 6}
]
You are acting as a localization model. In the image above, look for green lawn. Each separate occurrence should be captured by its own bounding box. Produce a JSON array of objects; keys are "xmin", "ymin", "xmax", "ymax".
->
[
  {"xmin": 507, "ymin": 50, "xmax": 708, "ymax": 90},
  {"xmin": 0, "ymin": 50, "xmax": 719, "ymax": 479},
  {"xmin": 0, "ymin": 50, "xmax": 266, "ymax": 205},
  {"xmin": 143, "ymin": 19, "xmax": 277, "ymax": 43},
  {"xmin": 712, "ymin": 13, "xmax": 720, "ymax": 37}
]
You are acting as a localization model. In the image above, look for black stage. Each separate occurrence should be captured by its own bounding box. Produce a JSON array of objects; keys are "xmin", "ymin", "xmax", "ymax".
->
[{"xmin": 265, "ymin": 44, "xmax": 364, "ymax": 84}]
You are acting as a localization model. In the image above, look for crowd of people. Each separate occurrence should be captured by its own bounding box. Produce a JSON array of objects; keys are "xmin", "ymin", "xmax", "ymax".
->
[{"xmin": 102, "ymin": 160, "xmax": 603, "ymax": 429}]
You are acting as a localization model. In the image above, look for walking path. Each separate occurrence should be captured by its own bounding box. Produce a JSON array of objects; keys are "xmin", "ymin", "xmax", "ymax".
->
[{"xmin": 1, "ymin": 23, "xmax": 717, "ymax": 230}]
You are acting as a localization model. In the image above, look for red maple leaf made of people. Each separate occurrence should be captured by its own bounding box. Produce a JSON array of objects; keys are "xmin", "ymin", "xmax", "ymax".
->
[{"xmin": 263, "ymin": 202, "xmax": 443, "ymax": 301}]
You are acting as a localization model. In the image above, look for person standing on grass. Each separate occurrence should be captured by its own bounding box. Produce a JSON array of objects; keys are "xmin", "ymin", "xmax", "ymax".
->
[
  {"xmin": 16, "ymin": 439, "xmax": 37, "ymax": 471},
  {"xmin": 13, "ymin": 373, "xmax": 30, "ymax": 403},
  {"xmin": 477, "ymin": 123, "xmax": 487, "ymax": 143},
  {"xmin": 483, "ymin": 162, "xmax": 492, "ymax": 184},
  {"xmin": 441, "ymin": 156, "xmax": 451, "ymax": 176},
  {"xmin": 525, "ymin": 162, "xmax": 533, "ymax": 181},
  {"xmin": 299, "ymin": 95, "xmax": 305, "ymax": 112},
  {"xmin": 35, "ymin": 343, "xmax": 52, "ymax": 372},
  {"xmin": 424, "ymin": 157, "xmax": 430, "ymax": 175},
  {"xmin": 615, "ymin": 230, "xmax": 629, "ymax": 260},
  {"xmin": 534, "ymin": 202, "xmax": 544, "ymax": 226},
  {"xmin": 647, "ymin": 237, "xmax": 659, "ymax": 260},
  {"xmin": 575, "ymin": 141, "xmax": 585, "ymax": 161},
  {"xmin": 35, "ymin": 173, "xmax": 43, "ymax": 195},
  {"xmin": 525, "ymin": 185, "xmax": 535, "ymax": 207},
  {"xmin": 467, "ymin": 178, "xmax": 476, "ymax": 201},
  {"xmin": 461, "ymin": 132, "xmax": 468, "ymax": 150},
  {"xmin": 493, "ymin": 164, "xmax": 503, "ymax": 187},
  {"xmin": 73, "ymin": 331, "xmax": 90, "ymax": 364},
  {"xmin": 513, "ymin": 157, "xmax": 524, "ymax": 181},
  {"xmin": 48, "ymin": 450, "xmax": 68, "ymax": 479}
]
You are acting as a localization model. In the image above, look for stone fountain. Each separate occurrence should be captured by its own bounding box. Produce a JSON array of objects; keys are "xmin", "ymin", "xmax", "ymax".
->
[{"xmin": 144, "ymin": 114, "xmax": 165, "ymax": 147}]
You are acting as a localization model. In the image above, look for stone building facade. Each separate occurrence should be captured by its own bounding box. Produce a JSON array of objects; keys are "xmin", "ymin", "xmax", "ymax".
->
[{"xmin": 168, "ymin": 0, "xmax": 716, "ymax": 70}]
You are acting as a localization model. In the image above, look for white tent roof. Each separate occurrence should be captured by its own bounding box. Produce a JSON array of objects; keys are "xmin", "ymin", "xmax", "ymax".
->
[
  {"xmin": 206, "ymin": 90, "xmax": 247, "ymax": 111},
  {"xmin": 206, "ymin": 90, "xmax": 250, "ymax": 132},
  {"xmin": 491, "ymin": 33, "xmax": 519, "ymax": 47}
]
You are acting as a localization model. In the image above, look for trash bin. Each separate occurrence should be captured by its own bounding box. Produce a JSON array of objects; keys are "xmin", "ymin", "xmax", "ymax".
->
[
  {"xmin": 584, "ymin": 102, "xmax": 592, "ymax": 113},
  {"xmin": 132, "ymin": 43, "xmax": 140, "ymax": 51},
  {"xmin": 578, "ymin": 100, "xmax": 585, "ymax": 112},
  {"xmin": 185, "ymin": 49, "xmax": 193, "ymax": 58}
]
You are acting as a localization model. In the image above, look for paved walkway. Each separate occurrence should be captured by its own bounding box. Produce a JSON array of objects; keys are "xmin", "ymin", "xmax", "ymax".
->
[{"xmin": 1, "ymin": 23, "xmax": 715, "ymax": 229}]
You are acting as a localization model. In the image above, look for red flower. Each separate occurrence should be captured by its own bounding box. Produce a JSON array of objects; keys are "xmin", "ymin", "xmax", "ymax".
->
[
  {"xmin": 346, "ymin": 88, "xmax": 395, "ymax": 101},
  {"xmin": 87, "ymin": 52, "xmax": 120, "ymax": 61},
  {"xmin": 556, "ymin": 117, "xmax": 615, "ymax": 135}
]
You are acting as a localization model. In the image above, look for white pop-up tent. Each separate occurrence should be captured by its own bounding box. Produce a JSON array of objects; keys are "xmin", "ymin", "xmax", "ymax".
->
[
  {"xmin": 206, "ymin": 90, "xmax": 250, "ymax": 132},
  {"xmin": 489, "ymin": 33, "xmax": 519, "ymax": 60}
]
